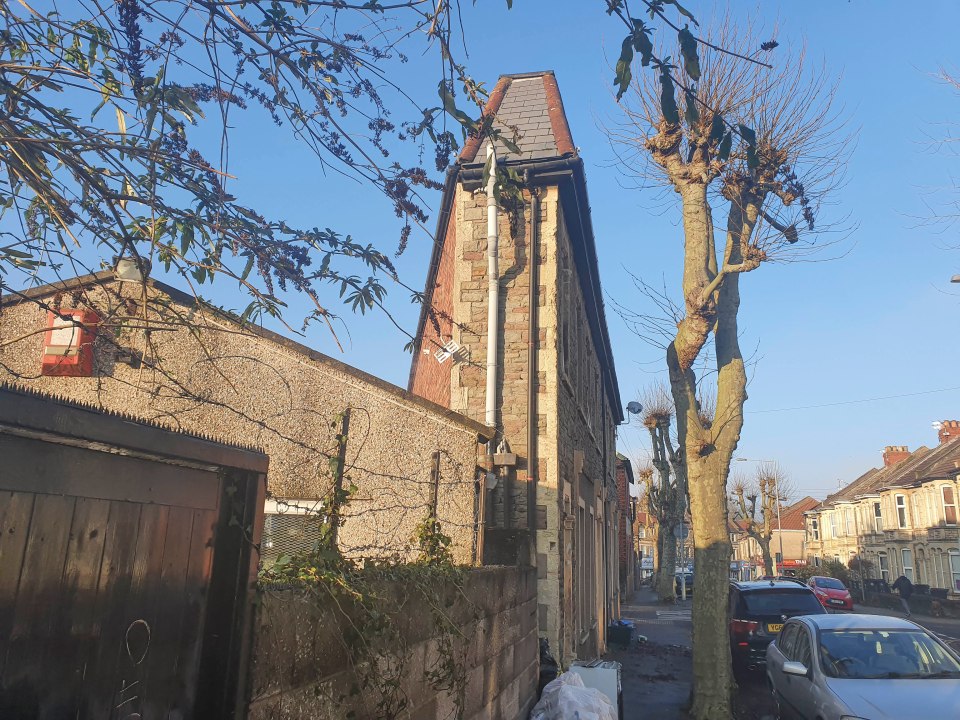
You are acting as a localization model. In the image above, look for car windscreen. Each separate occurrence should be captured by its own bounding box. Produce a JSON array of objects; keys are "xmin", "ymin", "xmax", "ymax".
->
[
  {"xmin": 816, "ymin": 577, "xmax": 845, "ymax": 590},
  {"xmin": 741, "ymin": 589, "xmax": 824, "ymax": 615},
  {"xmin": 819, "ymin": 629, "xmax": 960, "ymax": 679}
]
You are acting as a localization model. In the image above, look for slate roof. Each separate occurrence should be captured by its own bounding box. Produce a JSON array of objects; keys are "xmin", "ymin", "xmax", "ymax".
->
[
  {"xmin": 460, "ymin": 71, "xmax": 575, "ymax": 164},
  {"xmin": 812, "ymin": 437, "xmax": 960, "ymax": 512}
]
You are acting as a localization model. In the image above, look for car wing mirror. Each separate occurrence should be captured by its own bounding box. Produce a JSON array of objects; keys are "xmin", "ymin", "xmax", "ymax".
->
[{"xmin": 782, "ymin": 661, "xmax": 809, "ymax": 677}]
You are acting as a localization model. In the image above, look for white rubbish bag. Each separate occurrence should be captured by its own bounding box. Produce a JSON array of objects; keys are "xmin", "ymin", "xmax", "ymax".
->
[{"xmin": 529, "ymin": 670, "xmax": 617, "ymax": 720}]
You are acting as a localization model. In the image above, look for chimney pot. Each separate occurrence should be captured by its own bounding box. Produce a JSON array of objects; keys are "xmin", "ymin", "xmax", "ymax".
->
[
  {"xmin": 939, "ymin": 421, "xmax": 960, "ymax": 445},
  {"xmin": 883, "ymin": 445, "xmax": 911, "ymax": 467}
]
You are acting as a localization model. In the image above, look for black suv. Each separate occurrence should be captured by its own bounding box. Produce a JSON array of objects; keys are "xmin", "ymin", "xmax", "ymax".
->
[{"xmin": 728, "ymin": 580, "xmax": 826, "ymax": 671}]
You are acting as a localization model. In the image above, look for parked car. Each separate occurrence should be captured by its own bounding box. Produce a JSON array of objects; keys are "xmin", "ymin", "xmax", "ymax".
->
[
  {"xmin": 675, "ymin": 573, "xmax": 693, "ymax": 595},
  {"xmin": 766, "ymin": 613, "xmax": 960, "ymax": 720},
  {"xmin": 808, "ymin": 575, "xmax": 854, "ymax": 611},
  {"xmin": 729, "ymin": 580, "xmax": 827, "ymax": 671}
]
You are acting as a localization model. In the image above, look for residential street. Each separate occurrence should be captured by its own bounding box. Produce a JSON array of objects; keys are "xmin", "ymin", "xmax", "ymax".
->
[
  {"xmin": 602, "ymin": 589, "xmax": 960, "ymax": 720},
  {"xmin": 605, "ymin": 588, "xmax": 777, "ymax": 720}
]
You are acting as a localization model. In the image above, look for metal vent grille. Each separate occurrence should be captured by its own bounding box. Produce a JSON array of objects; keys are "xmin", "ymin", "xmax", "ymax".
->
[{"xmin": 261, "ymin": 499, "xmax": 322, "ymax": 567}]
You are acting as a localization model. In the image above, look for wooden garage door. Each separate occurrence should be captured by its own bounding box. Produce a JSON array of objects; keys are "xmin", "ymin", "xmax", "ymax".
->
[{"xmin": 0, "ymin": 433, "xmax": 223, "ymax": 719}]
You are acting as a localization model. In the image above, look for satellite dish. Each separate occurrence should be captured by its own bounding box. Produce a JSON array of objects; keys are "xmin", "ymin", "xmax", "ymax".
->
[{"xmin": 626, "ymin": 401, "xmax": 643, "ymax": 415}]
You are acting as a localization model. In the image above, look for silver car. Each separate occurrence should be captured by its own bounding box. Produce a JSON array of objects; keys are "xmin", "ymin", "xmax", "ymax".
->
[{"xmin": 766, "ymin": 613, "xmax": 960, "ymax": 719}]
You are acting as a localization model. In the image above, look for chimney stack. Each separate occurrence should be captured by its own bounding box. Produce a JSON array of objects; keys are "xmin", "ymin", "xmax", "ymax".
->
[
  {"xmin": 939, "ymin": 421, "xmax": 960, "ymax": 445},
  {"xmin": 883, "ymin": 446, "xmax": 910, "ymax": 467}
]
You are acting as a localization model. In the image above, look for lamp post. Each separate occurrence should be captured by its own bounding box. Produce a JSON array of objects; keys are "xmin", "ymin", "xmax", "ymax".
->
[{"xmin": 735, "ymin": 458, "xmax": 783, "ymax": 576}]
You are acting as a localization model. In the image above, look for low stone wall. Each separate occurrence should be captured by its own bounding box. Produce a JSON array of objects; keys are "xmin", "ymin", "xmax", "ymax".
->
[
  {"xmin": 863, "ymin": 590, "xmax": 960, "ymax": 618},
  {"xmin": 246, "ymin": 566, "xmax": 538, "ymax": 720}
]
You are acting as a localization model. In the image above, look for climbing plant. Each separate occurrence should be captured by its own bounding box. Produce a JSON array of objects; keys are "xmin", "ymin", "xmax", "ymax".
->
[{"xmin": 258, "ymin": 434, "xmax": 474, "ymax": 719}]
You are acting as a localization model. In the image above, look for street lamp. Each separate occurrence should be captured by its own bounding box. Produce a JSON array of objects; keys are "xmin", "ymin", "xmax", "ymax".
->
[{"xmin": 735, "ymin": 458, "xmax": 784, "ymax": 576}]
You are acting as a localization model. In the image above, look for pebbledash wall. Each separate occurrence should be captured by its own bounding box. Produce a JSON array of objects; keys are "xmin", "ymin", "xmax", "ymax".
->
[
  {"xmin": 247, "ymin": 566, "xmax": 538, "ymax": 720},
  {"xmin": 0, "ymin": 274, "xmax": 492, "ymax": 563}
]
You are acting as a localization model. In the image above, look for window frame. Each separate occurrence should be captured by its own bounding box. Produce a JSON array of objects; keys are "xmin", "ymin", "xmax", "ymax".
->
[
  {"xmin": 950, "ymin": 550, "xmax": 960, "ymax": 592},
  {"xmin": 901, "ymin": 548, "xmax": 914, "ymax": 582},
  {"xmin": 896, "ymin": 494, "xmax": 908, "ymax": 529},
  {"xmin": 874, "ymin": 501, "xmax": 883, "ymax": 533},
  {"xmin": 878, "ymin": 552, "xmax": 889, "ymax": 583},
  {"xmin": 942, "ymin": 486, "xmax": 957, "ymax": 526},
  {"xmin": 811, "ymin": 518, "xmax": 820, "ymax": 541}
]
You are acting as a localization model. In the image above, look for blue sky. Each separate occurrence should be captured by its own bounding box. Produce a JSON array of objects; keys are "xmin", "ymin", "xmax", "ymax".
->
[{"xmin": 23, "ymin": 1, "xmax": 960, "ymax": 499}]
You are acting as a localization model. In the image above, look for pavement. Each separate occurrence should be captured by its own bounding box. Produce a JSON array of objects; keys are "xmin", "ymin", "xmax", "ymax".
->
[
  {"xmin": 603, "ymin": 587, "xmax": 776, "ymax": 720},
  {"xmin": 601, "ymin": 589, "xmax": 960, "ymax": 720}
]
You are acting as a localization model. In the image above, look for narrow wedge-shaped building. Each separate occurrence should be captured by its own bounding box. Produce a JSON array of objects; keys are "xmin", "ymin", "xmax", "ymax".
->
[{"xmin": 408, "ymin": 71, "xmax": 623, "ymax": 663}]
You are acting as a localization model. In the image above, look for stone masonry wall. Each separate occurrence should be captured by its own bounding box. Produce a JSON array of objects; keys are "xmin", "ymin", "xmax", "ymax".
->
[
  {"xmin": 247, "ymin": 566, "xmax": 539, "ymax": 720},
  {"xmin": 550, "ymin": 206, "xmax": 619, "ymax": 664},
  {"xmin": 0, "ymin": 281, "xmax": 486, "ymax": 563}
]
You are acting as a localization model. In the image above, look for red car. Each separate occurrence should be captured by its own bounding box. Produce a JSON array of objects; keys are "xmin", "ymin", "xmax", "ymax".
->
[{"xmin": 808, "ymin": 575, "xmax": 853, "ymax": 611}]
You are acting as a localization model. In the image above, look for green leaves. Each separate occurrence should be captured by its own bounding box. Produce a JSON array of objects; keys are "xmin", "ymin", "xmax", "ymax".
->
[
  {"xmin": 738, "ymin": 124, "xmax": 760, "ymax": 169},
  {"xmin": 614, "ymin": 36, "xmax": 634, "ymax": 100},
  {"xmin": 437, "ymin": 81, "xmax": 475, "ymax": 131},
  {"xmin": 663, "ymin": 0, "xmax": 699, "ymax": 26},
  {"xmin": 717, "ymin": 132, "xmax": 733, "ymax": 161},
  {"xmin": 658, "ymin": 66, "xmax": 680, "ymax": 125},
  {"xmin": 614, "ymin": 23, "xmax": 652, "ymax": 101},
  {"xmin": 683, "ymin": 89, "xmax": 699, "ymax": 126},
  {"xmin": 678, "ymin": 26, "xmax": 700, "ymax": 81}
]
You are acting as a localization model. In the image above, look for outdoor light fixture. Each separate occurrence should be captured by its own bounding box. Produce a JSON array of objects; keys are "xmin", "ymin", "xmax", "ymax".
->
[{"xmin": 114, "ymin": 256, "xmax": 151, "ymax": 283}]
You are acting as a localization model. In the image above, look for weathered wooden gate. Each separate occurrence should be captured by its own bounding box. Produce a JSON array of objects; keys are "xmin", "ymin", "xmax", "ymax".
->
[{"xmin": 0, "ymin": 385, "xmax": 268, "ymax": 719}]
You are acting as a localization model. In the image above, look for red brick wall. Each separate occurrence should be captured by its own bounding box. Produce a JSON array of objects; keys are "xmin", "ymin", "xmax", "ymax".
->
[{"xmin": 409, "ymin": 208, "xmax": 457, "ymax": 407}]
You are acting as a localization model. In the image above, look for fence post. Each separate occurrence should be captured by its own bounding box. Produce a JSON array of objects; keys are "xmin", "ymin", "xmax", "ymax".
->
[
  {"xmin": 330, "ymin": 408, "xmax": 351, "ymax": 548},
  {"xmin": 429, "ymin": 450, "xmax": 441, "ymax": 517}
]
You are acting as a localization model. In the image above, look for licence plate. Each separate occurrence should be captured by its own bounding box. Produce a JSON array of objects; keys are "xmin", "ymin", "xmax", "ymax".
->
[
  {"xmin": 767, "ymin": 623, "xmax": 783, "ymax": 633},
  {"xmin": 829, "ymin": 599, "xmax": 844, "ymax": 605}
]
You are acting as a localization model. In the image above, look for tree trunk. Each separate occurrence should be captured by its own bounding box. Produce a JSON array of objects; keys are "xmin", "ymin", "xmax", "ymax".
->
[
  {"xmin": 657, "ymin": 522, "xmax": 678, "ymax": 603},
  {"xmin": 686, "ymin": 455, "xmax": 734, "ymax": 719},
  {"xmin": 759, "ymin": 538, "xmax": 773, "ymax": 576}
]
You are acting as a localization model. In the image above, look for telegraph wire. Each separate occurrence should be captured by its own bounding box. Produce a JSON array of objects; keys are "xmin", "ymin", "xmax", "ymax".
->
[{"xmin": 748, "ymin": 384, "xmax": 960, "ymax": 414}]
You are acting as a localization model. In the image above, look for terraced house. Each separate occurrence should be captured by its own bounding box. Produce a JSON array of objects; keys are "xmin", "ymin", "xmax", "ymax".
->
[
  {"xmin": 408, "ymin": 71, "xmax": 623, "ymax": 664},
  {"xmin": 805, "ymin": 421, "xmax": 960, "ymax": 592}
]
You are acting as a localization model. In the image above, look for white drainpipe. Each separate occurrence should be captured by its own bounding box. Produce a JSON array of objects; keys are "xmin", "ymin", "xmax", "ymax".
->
[{"xmin": 485, "ymin": 141, "xmax": 499, "ymax": 433}]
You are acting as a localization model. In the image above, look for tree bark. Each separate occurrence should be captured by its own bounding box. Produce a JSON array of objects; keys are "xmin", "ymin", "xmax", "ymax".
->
[{"xmin": 657, "ymin": 522, "xmax": 678, "ymax": 602}]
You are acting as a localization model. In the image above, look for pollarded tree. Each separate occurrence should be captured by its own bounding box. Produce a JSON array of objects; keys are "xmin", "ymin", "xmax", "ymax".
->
[
  {"xmin": 609, "ymin": 17, "xmax": 847, "ymax": 720},
  {"xmin": 638, "ymin": 384, "xmax": 688, "ymax": 602},
  {"xmin": 731, "ymin": 463, "xmax": 794, "ymax": 577}
]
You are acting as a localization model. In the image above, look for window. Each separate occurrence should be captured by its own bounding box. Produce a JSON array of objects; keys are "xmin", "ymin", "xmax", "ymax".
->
[
  {"xmin": 874, "ymin": 502, "xmax": 883, "ymax": 533},
  {"xmin": 878, "ymin": 552, "xmax": 889, "ymax": 583},
  {"xmin": 951, "ymin": 551, "xmax": 960, "ymax": 592},
  {"xmin": 845, "ymin": 508, "xmax": 854, "ymax": 536},
  {"xmin": 896, "ymin": 494, "xmax": 907, "ymax": 528},
  {"xmin": 811, "ymin": 519, "xmax": 820, "ymax": 541},
  {"xmin": 834, "ymin": 554, "xmax": 840, "ymax": 564},
  {"xmin": 901, "ymin": 548, "xmax": 914, "ymax": 582},
  {"xmin": 813, "ymin": 556, "xmax": 821, "ymax": 567},
  {"xmin": 829, "ymin": 513, "xmax": 838, "ymax": 539},
  {"xmin": 943, "ymin": 486, "xmax": 958, "ymax": 526},
  {"xmin": 794, "ymin": 626, "xmax": 812, "ymax": 668},
  {"xmin": 637, "ymin": 527, "xmax": 645, "ymax": 539}
]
